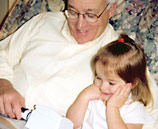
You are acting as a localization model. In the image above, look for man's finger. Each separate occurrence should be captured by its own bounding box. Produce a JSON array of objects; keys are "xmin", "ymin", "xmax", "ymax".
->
[
  {"xmin": 13, "ymin": 103, "xmax": 22, "ymax": 120},
  {"xmin": 4, "ymin": 101, "xmax": 15, "ymax": 118}
]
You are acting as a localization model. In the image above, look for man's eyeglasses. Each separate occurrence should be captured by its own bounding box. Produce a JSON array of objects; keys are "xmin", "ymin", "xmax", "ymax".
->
[{"xmin": 65, "ymin": 3, "xmax": 110, "ymax": 23}]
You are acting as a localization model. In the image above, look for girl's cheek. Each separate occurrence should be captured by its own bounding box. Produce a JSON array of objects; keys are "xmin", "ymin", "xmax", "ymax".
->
[
  {"xmin": 94, "ymin": 80, "xmax": 100, "ymax": 88},
  {"xmin": 111, "ymin": 86, "xmax": 119, "ymax": 94}
]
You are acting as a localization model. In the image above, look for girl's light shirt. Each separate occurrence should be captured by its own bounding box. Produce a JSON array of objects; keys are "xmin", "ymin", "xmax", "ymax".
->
[{"xmin": 81, "ymin": 99, "xmax": 154, "ymax": 129}]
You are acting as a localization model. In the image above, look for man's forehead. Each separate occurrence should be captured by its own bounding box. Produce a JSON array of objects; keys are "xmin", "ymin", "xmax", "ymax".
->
[
  {"xmin": 67, "ymin": 4, "xmax": 99, "ymax": 12},
  {"xmin": 67, "ymin": 0, "xmax": 107, "ymax": 10},
  {"xmin": 67, "ymin": 0, "xmax": 108, "ymax": 4}
]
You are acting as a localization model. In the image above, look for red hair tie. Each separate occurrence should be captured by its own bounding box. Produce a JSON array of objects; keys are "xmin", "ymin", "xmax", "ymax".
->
[{"xmin": 118, "ymin": 38, "xmax": 124, "ymax": 43}]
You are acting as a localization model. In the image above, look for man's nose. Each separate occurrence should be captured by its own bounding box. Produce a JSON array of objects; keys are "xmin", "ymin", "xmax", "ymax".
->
[{"xmin": 76, "ymin": 14, "xmax": 87, "ymax": 29}]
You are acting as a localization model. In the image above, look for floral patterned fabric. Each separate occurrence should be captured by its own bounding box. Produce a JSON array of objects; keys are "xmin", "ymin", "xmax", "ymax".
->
[
  {"xmin": 0, "ymin": 0, "xmax": 157, "ymax": 84},
  {"xmin": 110, "ymin": 0, "xmax": 158, "ymax": 84},
  {"xmin": 0, "ymin": 0, "xmax": 65, "ymax": 39}
]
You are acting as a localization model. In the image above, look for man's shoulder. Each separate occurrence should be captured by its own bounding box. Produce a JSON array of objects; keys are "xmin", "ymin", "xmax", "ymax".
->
[
  {"xmin": 34, "ymin": 11, "xmax": 65, "ymax": 22},
  {"xmin": 26, "ymin": 11, "xmax": 66, "ymax": 31}
]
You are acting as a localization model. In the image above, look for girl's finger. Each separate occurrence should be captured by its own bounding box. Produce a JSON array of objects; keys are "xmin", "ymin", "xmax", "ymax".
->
[
  {"xmin": 114, "ymin": 86, "xmax": 121, "ymax": 95},
  {"xmin": 121, "ymin": 83, "xmax": 132, "ymax": 96}
]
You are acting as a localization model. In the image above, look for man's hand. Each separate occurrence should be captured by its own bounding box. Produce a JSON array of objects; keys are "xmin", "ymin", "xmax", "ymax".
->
[{"xmin": 0, "ymin": 79, "xmax": 25, "ymax": 119}]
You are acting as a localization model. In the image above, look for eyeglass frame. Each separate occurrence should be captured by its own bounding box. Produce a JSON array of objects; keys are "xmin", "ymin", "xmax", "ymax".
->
[{"xmin": 64, "ymin": 3, "xmax": 110, "ymax": 23}]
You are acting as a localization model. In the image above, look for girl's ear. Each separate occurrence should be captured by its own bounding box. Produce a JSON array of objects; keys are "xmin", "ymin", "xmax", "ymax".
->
[
  {"xmin": 109, "ymin": 2, "xmax": 117, "ymax": 18},
  {"xmin": 131, "ymin": 79, "xmax": 139, "ymax": 89}
]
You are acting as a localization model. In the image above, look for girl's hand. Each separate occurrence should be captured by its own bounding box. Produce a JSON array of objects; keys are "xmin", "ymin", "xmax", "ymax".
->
[
  {"xmin": 107, "ymin": 83, "xmax": 132, "ymax": 108},
  {"xmin": 80, "ymin": 84, "xmax": 102, "ymax": 101}
]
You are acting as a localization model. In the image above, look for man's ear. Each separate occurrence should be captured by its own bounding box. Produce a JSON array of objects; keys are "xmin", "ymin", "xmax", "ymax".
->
[{"xmin": 109, "ymin": 2, "xmax": 117, "ymax": 18}]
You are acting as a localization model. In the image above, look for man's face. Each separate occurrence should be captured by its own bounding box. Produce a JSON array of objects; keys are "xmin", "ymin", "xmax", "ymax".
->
[{"xmin": 67, "ymin": 0, "xmax": 112, "ymax": 44}]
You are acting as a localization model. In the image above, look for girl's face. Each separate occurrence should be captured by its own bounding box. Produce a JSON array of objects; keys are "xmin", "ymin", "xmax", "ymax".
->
[{"xmin": 94, "ymin": 62, "xmax": 126, "ymax": 102}]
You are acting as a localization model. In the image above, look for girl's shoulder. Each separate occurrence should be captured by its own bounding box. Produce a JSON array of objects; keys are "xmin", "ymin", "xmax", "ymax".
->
[
  {"xmin": 121, "ymin": 101, "xmax": 145, "ymax": 115},
  {"xmin": 120, "ymin": 101, "xmax": 154, "ymax": 124}
]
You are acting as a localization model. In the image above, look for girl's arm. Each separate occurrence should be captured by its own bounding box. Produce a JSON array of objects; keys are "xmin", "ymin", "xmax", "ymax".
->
[
  {"xmin": 106, "ymin": 84, "xmax": 143, "ymax": 129},
  {"xmin": 66, "ymin": 84, "xmax": 101, "ymax": 129}
]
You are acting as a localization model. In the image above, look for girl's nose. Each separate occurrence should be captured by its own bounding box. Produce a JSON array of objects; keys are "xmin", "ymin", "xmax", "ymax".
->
[{"xmin": 100, "ymin": 82, "xmax": 110, "ymax": 90}]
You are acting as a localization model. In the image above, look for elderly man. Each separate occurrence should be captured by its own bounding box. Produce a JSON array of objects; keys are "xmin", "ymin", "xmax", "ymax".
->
[{"xmin": 0, "ymin": 0, "xmax": 157, "ymax": 127}]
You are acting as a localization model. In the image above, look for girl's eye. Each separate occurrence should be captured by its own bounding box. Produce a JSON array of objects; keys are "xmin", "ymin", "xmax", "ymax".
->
[
  {"xmin": 96, "ymin": 75, "xmax": 101, "ymax": 80},
  {"xmin": 109, "ymin": 82, "xmax": 115, "ymax": 85}
]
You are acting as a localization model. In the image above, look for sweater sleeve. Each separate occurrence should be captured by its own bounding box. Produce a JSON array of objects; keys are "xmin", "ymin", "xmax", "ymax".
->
[{"xmin": 0, "ymin": 13, "xmax": 46, "ymax": 83}]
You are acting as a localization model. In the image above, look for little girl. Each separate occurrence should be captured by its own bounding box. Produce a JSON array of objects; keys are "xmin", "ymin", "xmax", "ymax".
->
[{"xmin": 66, "ymin": 34, "xmax": 154, "ymax": 129}]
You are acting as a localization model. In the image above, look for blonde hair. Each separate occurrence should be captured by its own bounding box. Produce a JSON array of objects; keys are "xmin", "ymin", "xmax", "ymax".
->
[{"xmin": 92, "ymin": 34, "xmax": 153, "ymax": 107}]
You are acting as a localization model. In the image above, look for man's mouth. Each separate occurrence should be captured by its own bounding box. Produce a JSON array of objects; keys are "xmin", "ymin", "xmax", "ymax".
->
[{"xmin": 77, "ymin": 29, "xmax": 88, "ymax": 34}]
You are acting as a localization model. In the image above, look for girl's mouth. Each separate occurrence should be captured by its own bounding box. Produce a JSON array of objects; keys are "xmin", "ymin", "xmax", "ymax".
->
[{"xmin": 102, "ymin": 92, "xmax": 112, "ymax": 96}]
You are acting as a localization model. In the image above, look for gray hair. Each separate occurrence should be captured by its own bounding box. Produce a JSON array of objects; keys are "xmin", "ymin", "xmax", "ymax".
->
[
  {"xmin": 106, "ymin": 0, "xmax": 117, "ymax": 9},
  {"xmin": 107, "ymin": 0, "xmax": 117, "ymax": 4}
]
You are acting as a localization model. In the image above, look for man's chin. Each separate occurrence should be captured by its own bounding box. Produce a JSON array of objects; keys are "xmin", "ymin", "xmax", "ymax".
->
[
  {"xmin": 76, "ymin": 37, "xmax": 93, "ymax": 44},
  {"xmin": 72, "ymin": 30, "xmax": 94, "ymax": 44}
]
